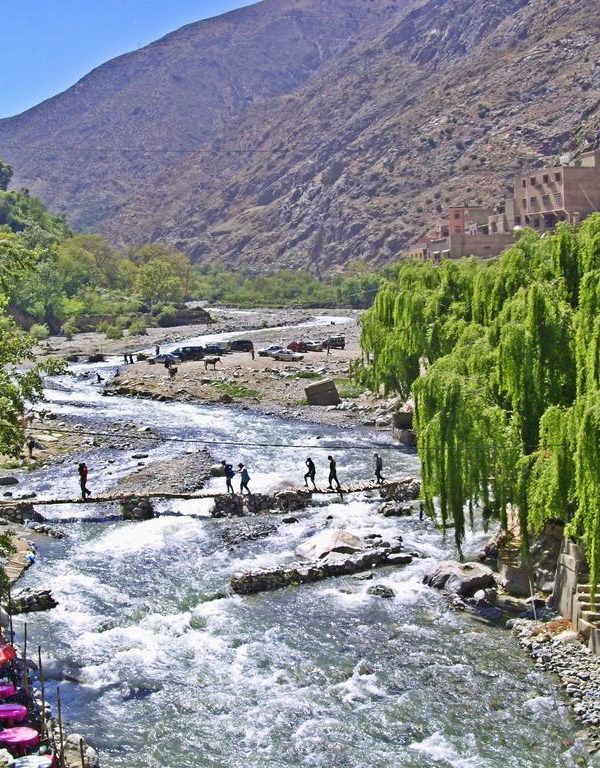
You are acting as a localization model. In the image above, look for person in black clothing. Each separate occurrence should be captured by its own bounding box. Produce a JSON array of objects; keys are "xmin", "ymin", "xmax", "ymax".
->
[
  {"xmin": 374, "ymin": 452, "xmax": 384, "ymax": 484},
  {"xmin": 304, "ymin": 457, "xmax": 317, "ymax": 489},
  {"xmin": 238, "ymin": 463, "xmax": 251, "ymax": 495},
  {"xmin": 327, "ymin": 455, "xmax": 341, "ymax": 491},
  {"xmin": 156, "ymin": 344, "xmax": 160, "ymax": 356},
  {"xmin": 78, "ymin": 462, "xmax": 92, "ymax": 500},
  {"xmin": 221, "ymin": 460, "xmax": 235, "ymax": 494}
]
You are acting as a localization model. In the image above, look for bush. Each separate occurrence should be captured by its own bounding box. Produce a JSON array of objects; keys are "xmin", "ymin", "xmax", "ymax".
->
[
  {"xmin": 29, "ymin": 323, "xmax": 49, "ymax": 341},
  {"xmin": 61, "ymin": 320, "xmax": 79, "ymax": 340},
  {"xmin": 104, "ymin": 325, "xmax": 123, "ymax": 340},
  {"xmin": 128, "ymin": 318, "xmax": 147, "ymax": 336}
]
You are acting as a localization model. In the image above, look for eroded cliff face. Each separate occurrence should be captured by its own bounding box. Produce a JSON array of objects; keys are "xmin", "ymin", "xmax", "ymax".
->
[{"xmin": 3, "ymin": 0, "xmax": 600, "ymax": 272}]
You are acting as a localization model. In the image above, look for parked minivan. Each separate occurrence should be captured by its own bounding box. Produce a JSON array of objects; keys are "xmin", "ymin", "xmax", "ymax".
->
[
  {"xmin": 230, "ymin": 339, "xmax": 254, "ymax": 352},
  {"xmin": 326, "ymin": 335, "xmax": 345, "ymax": 350}
]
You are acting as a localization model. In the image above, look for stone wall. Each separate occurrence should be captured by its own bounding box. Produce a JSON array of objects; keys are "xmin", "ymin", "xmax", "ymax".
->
[{"xmin": 551, "ymin": 539, "xmax": 600, "ymax": 654}]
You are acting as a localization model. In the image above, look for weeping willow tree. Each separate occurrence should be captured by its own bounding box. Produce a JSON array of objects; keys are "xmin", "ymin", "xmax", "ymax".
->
[{"xmin": 359, "ymin": 215, "xmax": 600, "ymax": 598}]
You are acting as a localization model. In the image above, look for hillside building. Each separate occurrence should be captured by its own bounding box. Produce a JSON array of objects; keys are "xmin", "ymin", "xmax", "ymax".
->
[{"xmin": 410, "ymin": 150, "xmax": 600, "ymax": 263}]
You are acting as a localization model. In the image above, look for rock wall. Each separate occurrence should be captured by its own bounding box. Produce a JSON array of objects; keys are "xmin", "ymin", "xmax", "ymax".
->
[{"xmin": 550, "ymin": 539, "xmax": 600, "ymax": 654}]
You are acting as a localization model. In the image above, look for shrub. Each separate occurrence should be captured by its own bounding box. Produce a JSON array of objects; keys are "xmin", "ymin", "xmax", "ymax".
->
[
  {"xmin": 29, "ymin": 323, "xmax": 49, "ymax": 341},
  {"xmin": 128, "ymin": 318, "xmax": 147, "ymax": 336},
  {"xmin": 61, "ymin": 320, "xmax": 79, "ymax": 340},
  {"xmin": 105, "ymin": 325, "xmax": 123, "ymax": 340}
]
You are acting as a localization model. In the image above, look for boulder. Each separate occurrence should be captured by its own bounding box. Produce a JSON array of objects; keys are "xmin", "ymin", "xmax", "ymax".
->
[
  {"xmin": 304, "ymin": 379, "xmax": 341, "ymax": 406},
  {"xmin": 120, "ymin": 497, "xmax": 155, "ymax": 520},
  {"xmin": 387, "ymin": 553, "xmax": 413, "ymax": 566},
  {"xmin": 379, "ymin": 478, "xmax": 420, "ymax": 502},
  {"xmin": 210, "ymin": 463, "xmax": 226, "ymax": 477},
  {"xmin": 379, "ymin": 502, "xmax": 413, "ymax": 517},
  {"xmin": 296, "ymin": 530, "xmax": 364, "ymax": 560},
  {"xmin": 63, "ymin": 733, "xmax": 100, "ymax": 768},
  {"xmin": 10, "ymin": 587, "xmax": 58, "ymax": 614},
  {"xmin": 212, "ymin": 495, "xmax": 244, "ymax": 517},
  {"xmin": 423, "ymin": 560, "xmax": 497, "ymax": 597},
  {"xmin": 0, "ymin": 477, "xmax": 18, "ymax": 487},
  {"xmin": 367, "ymin": 584, "xmax": 395, "ymax": 598}
]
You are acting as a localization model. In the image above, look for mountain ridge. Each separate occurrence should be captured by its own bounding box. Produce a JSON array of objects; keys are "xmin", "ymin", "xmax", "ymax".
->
[{"xmin": 2, "ymin": 0, "xmax": 600, "ymax": 271}]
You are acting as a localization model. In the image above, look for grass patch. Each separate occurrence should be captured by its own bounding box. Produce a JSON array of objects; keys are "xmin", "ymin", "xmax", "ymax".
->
[
  {"xmin": 294, "ymin": 370, "xmax": 322, "ymax": 380},
  {"xmin": 333, "ymin": 377, "xmax": 363, "ymax": 399},
  {"xmin": 215, "ymin": 381, "xmax": 262, "ymax": 400}
]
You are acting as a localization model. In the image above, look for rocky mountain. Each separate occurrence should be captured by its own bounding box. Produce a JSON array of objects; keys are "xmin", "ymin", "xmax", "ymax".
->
[
  {"xmin": 0, "ymin": 0, "xmax": 402, "ymax": 230},
  {"xmin": 2, "ymin": 0, "xmax": 600, "ymax": 271}
]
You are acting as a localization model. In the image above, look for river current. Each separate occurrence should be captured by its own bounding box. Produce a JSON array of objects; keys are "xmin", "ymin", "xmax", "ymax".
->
[{"xmin": 13, "ymin": 313, "xmax": 594, "ymax": 767}]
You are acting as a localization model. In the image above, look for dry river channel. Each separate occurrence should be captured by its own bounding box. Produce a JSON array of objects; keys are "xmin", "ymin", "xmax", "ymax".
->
[{"xmin": 12, "ymin": 312, "xmax": 597, "ymax": 767}]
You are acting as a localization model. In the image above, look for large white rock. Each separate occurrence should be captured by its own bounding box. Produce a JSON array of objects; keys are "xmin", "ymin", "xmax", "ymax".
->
[{"xmin": 296, "ymin": 530, "xmax": 364, "ymax": 560}]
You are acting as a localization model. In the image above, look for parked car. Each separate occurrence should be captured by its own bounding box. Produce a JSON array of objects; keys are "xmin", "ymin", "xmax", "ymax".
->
[
  {"xmin": 171, "ymin": 346, "xmax": 205, "ymax": 361},
  {"xmin": 304, "ymin": 340, "xmax": 324, "ymax": 351},
  {"xmin": 325, "ymin": 335, "xmax": 345, "ymax": 350},
  {"xmin": 148, "ymin": 353, "xmax": 180, "ymax": 365},
  {"xmin": 287, "ymin": 341, "xmax": 308, "ymax": 353},
  {"xmin": 258, "ymin": 345, "xmax": 284, "ymax": 357},
  {"xmin": 230, "ymin": 339, "xmax": 255, "ymax": 352},
  {"xmin": 204, "ymin": 343, "xmax": 231, "ymax": 355},
  {"xmin": 273, "ymin": 349, "xmax": 304, "ymax": 361}
]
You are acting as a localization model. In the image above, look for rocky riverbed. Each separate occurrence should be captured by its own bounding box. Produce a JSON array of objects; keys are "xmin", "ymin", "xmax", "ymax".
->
[{"xmin": 512, "ymin": 617, "xmax": 600, "ymax": 754}]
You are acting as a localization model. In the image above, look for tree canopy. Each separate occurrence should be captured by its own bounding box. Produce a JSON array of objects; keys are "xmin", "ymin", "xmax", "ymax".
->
[{"xmin": 359, "ymin": 217, "xmax": 600, "ymax": 593}]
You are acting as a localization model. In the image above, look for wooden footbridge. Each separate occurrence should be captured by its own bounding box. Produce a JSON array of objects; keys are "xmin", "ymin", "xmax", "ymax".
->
[{"xmin": 0, "ymin": 476, "xmax": 418, "ymax": 511}]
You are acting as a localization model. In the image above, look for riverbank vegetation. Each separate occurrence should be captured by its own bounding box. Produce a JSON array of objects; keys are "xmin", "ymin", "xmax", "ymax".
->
[
  {"xmin": 194, "ymin": 260, "xmax": 392, "ymax": 309},
  {"xmin": 358, "ymin": 217, "xmax": 600, "ymax": 596},
  {"xmin": 1, "ymin": 160, "xmax": 389, "ymax": 338}
]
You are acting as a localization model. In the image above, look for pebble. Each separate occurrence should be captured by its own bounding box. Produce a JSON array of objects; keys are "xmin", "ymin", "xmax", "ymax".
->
[{"xmin": 513, "ymin": 618, "xmax": 600, "ymax": 750}]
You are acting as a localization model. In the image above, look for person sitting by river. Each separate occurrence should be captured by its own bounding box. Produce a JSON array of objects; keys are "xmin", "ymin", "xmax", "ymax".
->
[
  {"xmin": 78, "ymin": 462, "xmax": 92, "ymax": 500},
  {"xmin": 238, "ymin": 463, "xmax": 251, "ymax": 495},
  {"xmin": 221, "ymin": 460, "xmax": 235, "ymax": 494},
  {"xmin": 304, "ymin": 457, "xmax": 317, "ymax": 489},
  {"xmin": 327, "ymin": 455, "xmax": 341, "ymax": 491}
]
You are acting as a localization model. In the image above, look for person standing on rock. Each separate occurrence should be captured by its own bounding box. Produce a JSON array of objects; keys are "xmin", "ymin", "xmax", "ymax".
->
[
  {"xmin": 327, "ymin": 455, "xmax": 341, "ymax": 491},
  {"xmin": 78, "ymin": 462, "xmax": 92, "ymax": 500},
  {"xmin": 238, "ymin": 463, "xmax": 251, "ymax": 495},
  {"xmin": 221, "ymin": 461, "xmax": 235, "ymax": 494},
  {"xmin": 155, "ymin": 344, "xmax": 160, "ymax": 356},
  {"xmin": 374, "ymin": 452, "xmax": 384, "ymax": 484},
  {"xmin": 304, "ymin": 457, "xmax": 317, "ymax": 489}
]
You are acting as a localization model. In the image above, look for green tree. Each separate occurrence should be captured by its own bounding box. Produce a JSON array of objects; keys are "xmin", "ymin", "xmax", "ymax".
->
[
  {"xmin": 0, "ymin": 161, "xmax": 12, "ymax": 192},
  {"xmin": 134, "ymin": 260, "xmax": 183, "ymax": 307}
]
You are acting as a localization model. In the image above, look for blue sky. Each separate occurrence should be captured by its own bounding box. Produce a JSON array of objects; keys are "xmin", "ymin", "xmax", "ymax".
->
[{"xmin": 0, "ymin": 1, "xmax": 255, "ymax": 118}]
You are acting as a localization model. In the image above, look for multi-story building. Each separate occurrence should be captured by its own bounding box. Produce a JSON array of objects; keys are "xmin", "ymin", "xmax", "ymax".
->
[
  {"xmin": 492, "ymin": 149, "xmax": 600, "ymax": 233},
  {"xmin": 409, "ymin": 150, "xmax": 600, "ymax": 263}
]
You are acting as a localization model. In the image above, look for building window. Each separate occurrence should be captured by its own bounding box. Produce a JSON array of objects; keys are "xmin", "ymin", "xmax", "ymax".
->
[
  {"xmin": 530, "ymin": 177, "xmax": 536, "ymax": 185},
  {"xmin": 542, "ymin": 195, "xmax": 551, "ymax": 207},
  {"xmin": 522, "ymin": 179, "xmax": 527, "ymax": 188},
  {"xmin": 555, "ymin": 172, "xmax": 562, "ymax": 182},
  {"xmin": 533, "ymin": 217, "xmax": 540, "ymax": 228},
  {"xmin": 453, "ymin": 212, "xmax": 461, "ymax": 219},
  {"xmin": 543, "ymin": 174, "xmax": 549, "ymax": 184},
  {"xmin": 530, "ymin": 197, "xmax": 538, "ymax": 208},
  {"xmin": 522, "ymin": 198, "xmax": 527, "ymax": 209},
  {"xmin": 514, "ymin": 216, "xmax": 521, "ymax": 225},
  {"xmin": 555, "ymin": 193, "xmax": 563, "ymax": 206}
]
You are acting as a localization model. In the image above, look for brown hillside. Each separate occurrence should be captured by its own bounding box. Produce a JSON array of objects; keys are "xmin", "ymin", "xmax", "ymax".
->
[
  {"xmin": 3, "ymin": 0, "xmax": 600, "ymax": 271},
  {"xmin": 0, "ymin": 0, "xmax": 402, "ymax": 230},
  {"xmin": 109, "ymin": 0, "xmax": 600, "ymax": 270}
]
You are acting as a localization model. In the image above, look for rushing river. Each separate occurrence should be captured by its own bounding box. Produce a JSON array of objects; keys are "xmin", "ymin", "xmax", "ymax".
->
[{"xmin": 12, "ymin": 314, "xmax": 594, "ymax": 767}]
